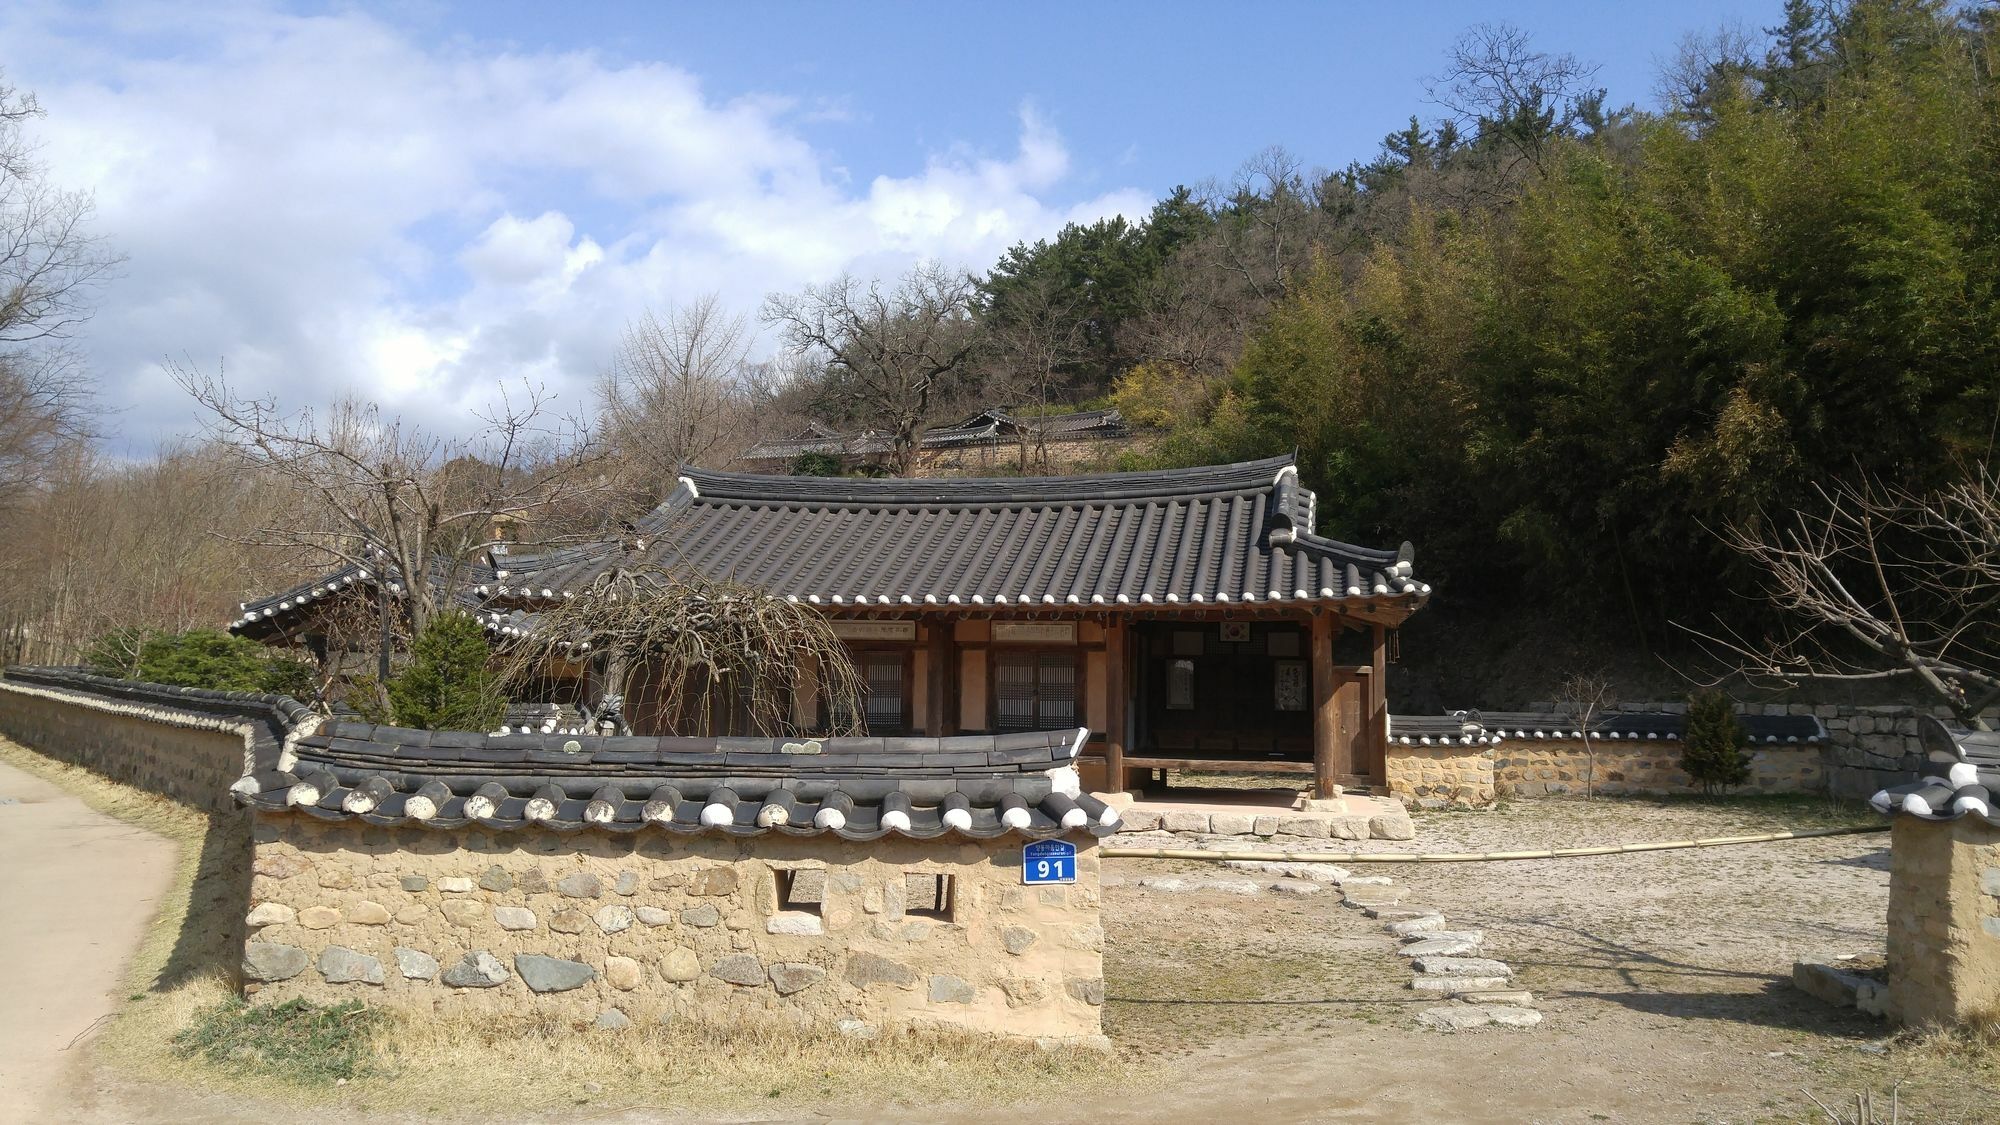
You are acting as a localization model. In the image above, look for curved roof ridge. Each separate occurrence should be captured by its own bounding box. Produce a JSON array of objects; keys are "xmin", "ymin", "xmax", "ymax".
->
[{"xmin": 679, "ymin": 453, "xmax": 1299, "ymax": 507}]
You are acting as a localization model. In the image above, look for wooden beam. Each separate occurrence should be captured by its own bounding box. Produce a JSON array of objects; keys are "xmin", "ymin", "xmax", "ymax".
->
[
  {"xmin": 1311, "ymin": 612, "xmax": 1339, "ymax": 797},
  {"xmin": 1369, "ymin": 624, "xmax": 1388, "ymax": 783}
]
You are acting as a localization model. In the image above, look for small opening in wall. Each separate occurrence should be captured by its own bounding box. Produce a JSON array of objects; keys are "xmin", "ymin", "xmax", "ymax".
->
[
  {"xmin": 777, "ymin": 868, "xmax": 825, "ymax": 914},
  {"xmin": 904, "ymin": 871, "xmax": 954, "ymax": 920}
]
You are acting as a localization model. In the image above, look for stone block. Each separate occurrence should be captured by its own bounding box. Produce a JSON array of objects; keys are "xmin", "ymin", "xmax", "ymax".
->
[
  {"xmin": 928, "ymin": 974, "xmax": 975, "ymax": 1004},
  {"xmin": 689, "ymin": 867, "xmax": 739, "ymax": 896},
  {"xmin": 1269, "ymin": 879, "xmax": 1325, "ymax": 896},
  {"xmin": 347, "ymin": 900, "xmax": 391, "ymax": 925},
  {"xmin": 659, "ymin": 947, "xmax": 700, "ymax": 982},
  {"xmin": 614, "ymin": 871, "xmax": 641, "ymax": 896},
  {"xmin": 1327, "ymin": 816, "xmax": 1369, "ymax": 841},
  {"xmin": 709, "ymin": 953, "xmax": 767, "ymax": 987},
  {"xmin": 769, "ymin": 962, "xmax": 827, "ymax": 996},
  {"xmin": 1410, "ymin": 975, "xmax": 1511, "ymax": 992},
  {"xmin": 516, "ymin": 953, "xmax": 596, "ymax": 993},
  {"xmin": 1065, "ymin": 977, "xmax": 1106, "ymax": 1005},
  {"xmin": 318, "ymin": 946, "xmax": 384, "ymax": 985},
  {"xmin": 1276, "ymin": 816, "xmax": 1330, "ymax": 838},
  {"xmin": 441, "ymin": 900, "xmax": 485, "ymax": 927},
  {"xmin": 766, "ymin": 912, "xmax": 824, "ymax": 936},
  {"xmin": 1116, "ymin": 808, "xmax": 1161, "ymax": 832},
  {"xmin": 442, "ymin": 950, "xmax": 510, "ymax": 988},
  {"xmin": 1002, "ymin": 925, "xmax": 1039, "ymax": 955},
  {"xmin": 398, "ymin": 875, "xmax": 428, "ymax": 892},
  {"xmin": 1982, "ymin": 867, "xmax": 2000, "ymax": 897},
  {"xmin": 394, "ymin": 904, "xmax": 428, "ymax": 925},
  {"xmin": 1401, "ymin": 936, "xmax": 1482, "ymax": 957},
  {"xmin": 477, "ymin": 865, "xmax": 513, "ymax": 892},
  {"xmin": 245, "ymin": 902, "xmax": 295, "ymax": 928},
  {"xmin": 1385, "ymin": 915, "xmax": 1446, "ymax": 935},
  {"xmin": 495, "ymin": 906, "xmax": 537, "ymax": 931},
  {"xmin": 1483, "ymin": 1005, "xmax": 1543, "ymax": 1027},
  {"xmin": 243, "ymin": 942, "xmax": 309, "ymax": 982},
  {"xmin": 557, "ymin": 873, "xmax": 602, "ymax": 898},
  {"xmin": 594, "ymin": 904, "xmax": 635, "ymax": 934},
  {"xmin": 1412, "ymin": 956, "xmax": 1511, "ymax": 978},
  {"xmin": 393, "ymin": 947, "xmax": 438, "ymax": 980},
  {"xmin": 1001, "ymin": 977, "xmax": 1048, "ymax": 1007},
  {"xmin": 1368, "ymin": 906, "xmax": 1437, "ymax": 921},
  {"xmin": 1342, "ymin": 884, "xmax": 1409, "ymax": 908},
  {"xmin": 1369, "ymin": 814, "xmax": 1417, "ymax": 840},
  {"xmin": 681, "ymin": 903, "xmax": 721, "ymax": 927},
  {"xmin": 297, "ymin": 906, "xmax": 340, "ymax": 929},
  {"xmin": 252, "ymin": 853, "xmax": 303, "ymax": 880},
  {"xmin": 1209, "ymin": 813, "xmax": 1257, "ymax": 836},
  {"xmin": 636, "ymin": 906, "xmax": 675, "ymax": 926},
  {"xmin": 436, "ymin": 876, "xmax": 474, "ymax": 893},
  {"xmin": 1159, "ymin": 810, "xmax": 1211, "ymax": 834},
  {"xmin": 595, "ymin": 1009, "xmax": 631, "ymax": 1031},
  {"xmin": 1252, "ymin": 815, "xmax": 1281, "ymax": 836},
  {"xmin": 604, "ymin": 956, "xmax": 642, "ymax": 991},
  {"xmin": 846, "ymin": 952, "xmax": 917, "ymax": 988}
]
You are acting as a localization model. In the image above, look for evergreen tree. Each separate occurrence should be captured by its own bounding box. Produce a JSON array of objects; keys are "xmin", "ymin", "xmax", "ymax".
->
[
  {"xmin": 388, "ymin": 614, "xmax": 503, "ymax": 731},
  {"xmin": 1682, "ymin": 691, "xmax": 1751, "ymax": 794}
]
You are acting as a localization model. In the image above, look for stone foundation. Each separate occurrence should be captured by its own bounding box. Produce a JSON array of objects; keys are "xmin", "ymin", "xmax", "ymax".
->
[
  {"xmin": 243, "ymin": 813, "xmax": 1107, "ymax": 1040},
  {"xmin": 1886, "ymin": 814, "xmax": 2000, "ymax": 1027}
]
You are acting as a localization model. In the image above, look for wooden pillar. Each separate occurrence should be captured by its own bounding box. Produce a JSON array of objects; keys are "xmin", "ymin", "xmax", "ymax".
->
[
  {"xmin": 1311, "ymin": 612, "xmax": 1339, "ymax": 797},
  {"xmin": 925, "ymin": 620, "xmax": 952, "ymax": 737},
  {"xmin": 1369, "ymin": 624, "xmax": 1389, "ymax": 784},
  {"xmin": 1105, "ymin": 616, "xmax": 1128, "ymax": 794}
]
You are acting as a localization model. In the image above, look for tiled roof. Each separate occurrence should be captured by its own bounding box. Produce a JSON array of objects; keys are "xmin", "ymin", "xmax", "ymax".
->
[
  {"xmin": 232, "ymin": 455, "xmax": 1428, "ymax": 639},
  {"xmin": 1, "ymin": 667, "xmax": 1119, "ymax": 840},
  {"xmin": 1388, "ymin": 710, "xmax": 1828, "ymax": 747},
  {"xmin": 739, "ymin": 408, "xmax": 1130, "ymax": 462},
  {"xmin": 1872, "ymin": 719, "xmax": 2000, "ymax": 823}
]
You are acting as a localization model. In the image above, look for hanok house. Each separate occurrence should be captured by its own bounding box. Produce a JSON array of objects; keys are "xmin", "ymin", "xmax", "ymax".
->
[{"xmin": 233, "ymin": 455, "xmax": 1430, "ymax": 799}]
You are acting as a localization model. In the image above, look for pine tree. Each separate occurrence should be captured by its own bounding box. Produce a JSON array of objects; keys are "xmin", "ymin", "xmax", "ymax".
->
[
  {"xmin": 388, "ymin": 614, "xmax": 503, "ymax": 731},
  {"xmin": 1682, "ymin": 691, "xmax": 1751, "ymax": 795}
]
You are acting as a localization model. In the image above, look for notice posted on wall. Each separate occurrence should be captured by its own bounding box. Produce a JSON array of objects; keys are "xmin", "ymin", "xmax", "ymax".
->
[{"xmin": 1021, "ymin": 839, "xmax": 1077, "ymax": 885}]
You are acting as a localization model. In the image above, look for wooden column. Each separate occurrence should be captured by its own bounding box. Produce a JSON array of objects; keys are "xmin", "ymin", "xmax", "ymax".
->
[
  {"xmin": 924, "ymin": 620, "xmax": 952, "ymax": 737},
  {"xmin": 1369, "ymin": 624, "xmax": 1389, "ymax": 784},
  {"xmin": 1311, "ymin": 612, "xmax": 1340, "ymax": 797},
  {"xmin": 1105, "ymin": 616, "xmax": 1129, "ymax": 794}
]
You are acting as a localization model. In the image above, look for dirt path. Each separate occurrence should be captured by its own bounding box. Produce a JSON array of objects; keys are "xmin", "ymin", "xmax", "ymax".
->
[{"xmin": 0, "ymin": 759, "xmax": 176, "ymax": 1122}]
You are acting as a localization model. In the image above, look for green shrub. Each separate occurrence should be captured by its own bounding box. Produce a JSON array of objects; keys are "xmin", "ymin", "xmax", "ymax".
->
[
  {"xmin": 173, "ymin": 997, "xmax": 384, "ymax": 1083},
  {"xmin": 387, "ymin": 613, "xmax": 503, "ymax": 731},
  {"xmin": 789, "ymin": 451, "xmax": 844, "ymax": 477},
  {"xmin": 90, "ymin": 628, "xmax": 317, "ymax": 697},
  {"xmin": 1683, "ymin": 691, "xmax": 1751, "ymax": 795}
]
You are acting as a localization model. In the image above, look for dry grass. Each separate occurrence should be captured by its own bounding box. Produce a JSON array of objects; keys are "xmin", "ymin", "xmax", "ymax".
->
[{"xmin": 0, "ymin": 736, "xmax": 1122, "ymax": 1120}]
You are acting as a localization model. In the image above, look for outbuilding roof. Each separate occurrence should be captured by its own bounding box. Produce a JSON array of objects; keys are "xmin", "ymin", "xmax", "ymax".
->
[
  {"xmin": 2, "ymin": 667, "xmax": 1119, "ymax": 840},
  {"xmin": 233, "ymin": 454, "xmax": 1428, "ymax": 640}
]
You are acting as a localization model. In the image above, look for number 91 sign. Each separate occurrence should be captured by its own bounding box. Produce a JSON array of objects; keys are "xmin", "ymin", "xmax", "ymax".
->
[{"xmin": 1022, "ymin": 839, "xmax": 1077, "ymax": 885}]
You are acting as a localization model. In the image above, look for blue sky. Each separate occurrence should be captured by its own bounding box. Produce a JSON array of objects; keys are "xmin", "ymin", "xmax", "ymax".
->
[{"xmin": 3, "ymin": 0, "xmax": 1781, "ymax": 449}]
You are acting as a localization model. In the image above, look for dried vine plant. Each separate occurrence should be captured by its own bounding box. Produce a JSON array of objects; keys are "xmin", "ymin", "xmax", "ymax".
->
[{"xmin": 497, "ymin": 565, "xmax": 865, "ymax": 738}]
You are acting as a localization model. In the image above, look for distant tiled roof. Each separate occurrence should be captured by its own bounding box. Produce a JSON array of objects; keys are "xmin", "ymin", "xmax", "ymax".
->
[
  {"xmin": 231, "ymin": 455, "xmax": 1427, "ymax": 641},
  {"xmin": 1388, "ymin": 710, "xmax": 1828, "ymax": 747},
  {"xmin": 0, "ymin": 667, "xmax": 1119, "ymax": 839},
  {"xmin": 739, "ymin": 408, "xmax": 1130, "ymax": 463}
]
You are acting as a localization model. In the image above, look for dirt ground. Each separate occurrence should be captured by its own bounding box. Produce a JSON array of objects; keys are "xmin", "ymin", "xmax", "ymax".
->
[
  {"xmin": 30, "ymin": 778, "xmax": 2000, "ymax": 1124},
  {"xmin": 0, "ymin": 758, "xmax": 176, "ymax": 1120}
]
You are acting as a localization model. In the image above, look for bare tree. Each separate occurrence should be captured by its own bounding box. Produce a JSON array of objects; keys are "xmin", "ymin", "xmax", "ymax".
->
[
  {"xmin": 980, "ymin": 271, "xmax": 1087, "ymax": 472},
  {"xmin": 1428, "ymin": 23, "xmax": 1605, "ymax": 172},
  {"xmin": 1556, "ymin": 669, "xmax": 1615, "ymax": 798},
  {"xmin": 1692, "ymin": 467, "xmax": 2000, "ymax": 729},
  {"xmin": 763, "ymin": 262, "xmax": 979, "ymax": 476},
  {"xmin": 174, "ymin": 363, "xmax": 613, "ymax": 671},
  {"xmin": 597, "ymin": 294, "xmax": 751, "ymax": 495},
  {"xmin": 0, "ymin": 71, "xmax": 120, "ymax": 504}
]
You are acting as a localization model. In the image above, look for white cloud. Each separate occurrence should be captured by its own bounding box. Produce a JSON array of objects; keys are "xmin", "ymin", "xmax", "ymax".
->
[{"xmin": 2, "ymin": 3, "xmax": 1153, "ymax": 447}]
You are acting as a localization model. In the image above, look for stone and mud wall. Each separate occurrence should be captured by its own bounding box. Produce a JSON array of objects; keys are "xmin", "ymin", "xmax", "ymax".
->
[
  {"xmin": 0, "ymin": 675, "xmax": 260, "ymax": 814},
  {"xmin": 1886, "ymin": 814, "xmax": 2000, "ymax": 1027},
  {"xmin": 1386, "ymin": 740, "xmax": 1825, "ymax": 809},
  {"xmin": 243, "ymin": 814, "xmax": 1106, "ymax": 1039}
]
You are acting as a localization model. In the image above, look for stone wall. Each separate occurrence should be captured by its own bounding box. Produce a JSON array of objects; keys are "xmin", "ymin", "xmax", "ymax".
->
[
  {"xmin": 1584, "ymin": 700, "xmax": 2000, "ymax": 800},
  {"xmin": 0, "ymin": 676, "xmax": 256, "ymax": 814},
  {"xmin": 1886, "ymin": 814, "xmax": 2000, "ymax": 1026},
  {"xmin": 242, "ymin": 812, "xmax": 1107, "ymax": 1040},
  {"xmin": 1386, "ymin": 740, "xmax": 1824, "ymax": 808}
]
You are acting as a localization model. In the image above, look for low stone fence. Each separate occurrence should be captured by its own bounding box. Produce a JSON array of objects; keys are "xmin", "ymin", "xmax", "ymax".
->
[
  {"xmin": 244, "ymin": 813, "xmax": 1105, "ymax": 1038},
  {"xmin": 1386, "ymin": 736, "xmax": 1824, "ymax": 809},
  {"xmin": 0, "ymin": 667, "xmax": 305, "ymax": 814}
]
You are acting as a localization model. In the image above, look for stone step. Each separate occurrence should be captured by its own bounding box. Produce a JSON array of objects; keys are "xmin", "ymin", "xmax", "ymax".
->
[
  {"xmin": 1223, "ymin": 860, "xmax": 1350, "ymax": 884},
  {"xmin": 1341, "ymin": 885, "xmax": 1409, "ymax": 908},
  {"xmin": 1365, "ymin": 906, "xmax": 1436, "ymax": 921},
  {"xmin": 1454, "ymin": 988, "xmax": 1534, "ymax": 1006},
  {"xmin": 1415, "ymin": 1002, "xmax": 1543, "ymax": 1031},
  {"xmin": 1400, "ymin": 936, "xmax": 1482, "ymax": 958},
  {"xmin": 1136, "ymin": 876, "xmax": 1260, "ymax": 895},
  {"xmin": 1411, "ymin": 955, "xmax": 1512, "ymax": 978},
  {"xmin": 1410, "ymin": 975, "xmax": 1512, "ymax": 992},
  {"xmin": 1402, "ymin": 929, "xmax": 1483, "ymax": 945},
  {"xmin": 1268, "ymin": 878, "xmax": 1325, "ymax": 896},
  {"xmin": 1384, "ymin": 915, "xmax": 1447, "ymax": 936}
]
